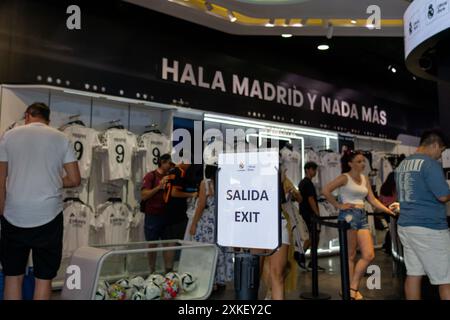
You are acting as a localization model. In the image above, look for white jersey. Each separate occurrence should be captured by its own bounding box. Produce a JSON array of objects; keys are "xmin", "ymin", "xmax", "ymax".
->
[
  {"xmin": 139, "ymin": 132, "xmax": 171, "ymax": 173},
  {"xmin": 129, "ymin": 207, "xmax": 145, "ymax": 242},
  {"xmin": 62, "ymin": 124, "xmax": 101, "ymax": 179},
  {"xmin": 101, "ymin": 129, "xmax": 138, "ymax": 181},
  {"xmin": 319, "ymin": 152, "xmax": 341, "ymax": 188},
  {"xmin": 96, "ymin": 202, "xmax": 133, "ymax": 245},
  {"xmin": 62, "ymin": 201, "xmax": 96, "ymax": 258},
  {"xmin": 280, "ymin": 147, "xmax": 301, "ymax": 187}
]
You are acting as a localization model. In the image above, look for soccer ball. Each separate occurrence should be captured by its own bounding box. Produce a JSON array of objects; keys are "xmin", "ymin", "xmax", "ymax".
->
[
  {"xmin": 146, "ymin": 274, "xmax": 165, "ymax": 287},
  {"xmin": 115, "ymin": 278, "xmax": 131, "ymax": 289},
  {"xmin": 131, "ymin": 291, "xmax": 146, "ymax": 300},
  {"xmin": 161, "ymin": 279, "xmax": 180, "ymax": 300},
  {"xmin": 125, "ymin": 287, "xmax": 137, "ymax": 300},
  {"xmin": 165, "ymin": 272, "xmax": 181, "ymax": 287},
  {"xmin": 180, "ymin": 272, "xmax": 196, "ymax": 292},
  {"xmin": 143, "ymin": 282, "xmax": 161, "ymax": 300},
  {"xmin": 129, "ymin": 276, "xmax": 145, "ymax": 290},
  {"xmin": 108, "ymin": 284, "xmax": 127, "ymax": 300},
  {"xmin": 95, "ymin": 287, "xmax": 108, "ymax": 300},
  {"xmin": 97, "ymin": 280, "xmax": 110, "ymax": 291}
]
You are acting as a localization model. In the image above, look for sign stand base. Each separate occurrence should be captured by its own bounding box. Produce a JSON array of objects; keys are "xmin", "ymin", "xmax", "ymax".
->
[{"xmin": 234, "ymin": 252, "xmax": 260, "ymax": 300}]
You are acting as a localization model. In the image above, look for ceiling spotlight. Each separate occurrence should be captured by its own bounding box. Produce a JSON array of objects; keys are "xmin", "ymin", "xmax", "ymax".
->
[
  {"xmin": 388, "ymin": 65, "xmax": 397, "ymax": 73},
  {"xmin": 351, "ymin": 20, "xmax": 357, "ymax": 24},
  {"xmin": 205, "ymin": 1, "xmax": 213, "ymax": 11},
  {"xmin": 366, "ymin": 24, "xmax": 375, "ymax": 30},
  {"xmin": 317, "ymin": 44, "xmax": 330, "ymax": 51},
  {"xmin": 265, "ymin": 18, "xmax": 275, "ymax": 27},
  {"xmin": 227, "ymin": 10, "xmax": 237, "ymax": 22},
  {"xmin": 282, "ymin": 34, "xmax": 293, "ymax": 38},
  {"xmin": 412, "ymin": 76, "xmax": 417, "ymax": 80}
]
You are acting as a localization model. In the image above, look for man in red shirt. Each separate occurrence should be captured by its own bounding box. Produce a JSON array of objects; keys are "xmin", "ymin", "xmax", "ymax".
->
[{"xmin": 141, "ymin": 153, "xmax": 172, "ymax": 273}]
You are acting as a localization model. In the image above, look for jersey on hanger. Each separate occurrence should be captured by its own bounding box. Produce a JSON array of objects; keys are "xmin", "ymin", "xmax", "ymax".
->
[
  {"xmin": 129, "ymin": 207, "xmax": 145, "ymax": 242},
  {"xmin": 96, "ymin": 202, "xmax": 133, "ymax": 245},
  {"xmin": 62, "ymin": 201, "xmax": 96, "ymax": 258},
  {"xmin": 319, "ymin": 152, "xmax": 341, "ymax": 189},
  {"xmin": 101, "ymin": 129, "xmax": 138, "ymax": 181},
  {"xmin": 63, "ymin": 124, "xmax": 102, "ymax": 179},
  {"xmin": 139, "ymin": 132, "xmax": 171, "ymax": 173},
  {"xmin": 280, "ymin": 147, "xmax": 301, "ymax": 187}
]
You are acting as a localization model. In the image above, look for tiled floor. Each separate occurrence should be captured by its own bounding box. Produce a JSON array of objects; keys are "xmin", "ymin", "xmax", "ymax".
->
[{"xmin": 210, "ymin": 250, "xmax": 406, "ymax": 300}]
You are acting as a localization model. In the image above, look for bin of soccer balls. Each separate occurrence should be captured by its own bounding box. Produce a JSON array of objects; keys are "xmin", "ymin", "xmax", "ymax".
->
[{"xmin": 61, "ymin": 240, "xmax": 219, "ymax": 300}]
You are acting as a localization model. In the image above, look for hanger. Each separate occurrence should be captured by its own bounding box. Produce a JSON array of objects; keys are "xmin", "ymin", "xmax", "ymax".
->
[
  {"xmin": 144, "ymin": 123, "xmax": 162, "ymax": 134},
  {"xmin": 107, "ymin": 197, "xmax": 122, "ymax": 203},
  {"xmin": 64, "ymin": 197, "xmax": 84, "ymax": 204},
  {"xmin": 67, "ymin": 119, "xmax": 86, "ymax": 126},
  {"xmin": 108, "ymin": 119, "xmax": 125, "ymax": 130}
]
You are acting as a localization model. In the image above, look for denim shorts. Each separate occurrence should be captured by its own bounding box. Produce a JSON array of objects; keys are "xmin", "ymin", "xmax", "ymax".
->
[{"xmin": 338, "ymin": 208, "xmax": 369, "ymax": 230}]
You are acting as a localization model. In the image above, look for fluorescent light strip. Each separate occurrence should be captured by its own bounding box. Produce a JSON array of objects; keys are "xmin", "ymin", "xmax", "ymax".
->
[{"xmin": 204, "ymin": 114, "xmax": 338, "ymax": 139}]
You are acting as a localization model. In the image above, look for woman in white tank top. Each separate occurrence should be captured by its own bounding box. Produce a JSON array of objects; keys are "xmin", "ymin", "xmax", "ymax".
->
[{"xmin": 322, "ymin": 150, "xmax": 396, "ymax": 300}]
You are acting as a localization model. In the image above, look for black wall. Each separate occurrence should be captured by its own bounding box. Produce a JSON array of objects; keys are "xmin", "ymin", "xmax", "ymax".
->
[{"xmin": 0, "ymin": 0, "xmax": 439, "ymax": 138}]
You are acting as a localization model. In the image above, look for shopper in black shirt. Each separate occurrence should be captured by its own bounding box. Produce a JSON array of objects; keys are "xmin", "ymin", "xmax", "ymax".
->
[{"xmin": 298, "ymin": 162, "xmax": 325, "ymax": 271}]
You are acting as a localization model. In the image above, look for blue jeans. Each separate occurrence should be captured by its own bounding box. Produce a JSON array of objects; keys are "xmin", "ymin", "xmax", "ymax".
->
[{"xmin": 338, "ymin": 208, "xmax": 369, "ymax": 230}]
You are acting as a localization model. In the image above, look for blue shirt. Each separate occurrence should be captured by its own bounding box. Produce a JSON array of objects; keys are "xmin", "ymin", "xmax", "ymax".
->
[{"xmin": 395, "ymin": 154, "xmax": 450, "ymax": 230}]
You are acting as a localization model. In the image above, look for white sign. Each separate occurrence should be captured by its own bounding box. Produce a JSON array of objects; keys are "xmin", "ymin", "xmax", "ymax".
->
[
  {"xmin": 404, "ymin": 0, "xmax": 450, "ymax": 58},
  {"xmin": 216, "ymin": 151, "xmax": 280, "ymax": 250},
  {"xmin": 442, "ymin": 149, "xmax": 450, "ymax": 168}
]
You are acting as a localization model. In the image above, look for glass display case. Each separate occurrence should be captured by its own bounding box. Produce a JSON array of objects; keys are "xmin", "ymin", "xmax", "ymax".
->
[{"xmin": 61, "ymin": 240, "xmax": 218, "ymax": 300}]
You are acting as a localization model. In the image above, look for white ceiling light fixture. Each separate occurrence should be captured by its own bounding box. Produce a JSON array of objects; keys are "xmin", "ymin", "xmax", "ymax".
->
[
  {"xmin": 227, "ymin": 10, "xmax": 237, "ymax": 22},
  {"xmin": 265, "ymin": 18, "xmax": 275, "ymax": 27},
  {"xmin": 351, "ymin": 20, "xmax": 357, "ymax": 24},
  {"xmin": 366, "ymin": 24, "xmax": 375, "ymax": 30},
  {"xmin": 388, "ymin": 65, "xmax": 397, "ymax": 73},
  {"xmin": 281, "ymin": 34, "xmax": 293, "ymax": 38},
  {"xmin": 317, "ymin": 44, "xmax": 330, "ymax": 51}
]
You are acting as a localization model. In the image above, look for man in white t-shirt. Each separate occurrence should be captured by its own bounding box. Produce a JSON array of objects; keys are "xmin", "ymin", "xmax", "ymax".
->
[{"xmin": 0, "ymin": 103, "xmax": 81, "ymax": 300}]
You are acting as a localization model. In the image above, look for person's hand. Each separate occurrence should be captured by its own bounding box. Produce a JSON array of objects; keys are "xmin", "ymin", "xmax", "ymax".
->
[
  {"xmin": 191, "ymin": 192, "xmax": 198, "ymax": 198},
  {"xmin": 159, "ymin": 176, "xmax": 168, "ymax": 190},
  {"xmin": 189, "ymin": 223, "xmax": 197, "ymax": 236},
  {"xmin": 389, "ymin": 202, "xmax": 400, "ymax": 213},
  {"xmin": 338, "ymin": 203, "xmax": 355, "ymax": 210}
]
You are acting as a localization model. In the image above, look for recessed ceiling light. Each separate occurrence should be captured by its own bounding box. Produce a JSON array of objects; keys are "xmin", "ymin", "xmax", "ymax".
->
[
  {"xmin": 317, "ymin": 44, "xmax": 330, "ymax": 51},
  {"xmin": 227, "ymin": 10, "xmax": 237, "ymax": 23},
  {"xmin": 265, "ymin": 18, "xmax": 275, "ymax": 27},
  {"xmin": 282, "ymin": 34, "xmax": 293, "ymax": 38},
  {"xmin": 391, "ymin": 67, "xmax": 397, "ymax": 73},
  {"xmin": 351, "ymin": 20, "xmax": 357, "ymax": 24}
]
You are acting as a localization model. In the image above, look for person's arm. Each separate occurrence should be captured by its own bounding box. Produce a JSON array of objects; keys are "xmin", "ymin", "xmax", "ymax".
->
[
  {"xmin": 141, "ymin": 175, "xmax": 167, "ymax": 201},
  {"xmin": 190, "ymin": 181, "xmax": 206, "ymax": 236},
  {"xmin": 438, "ymin": 194, "xmax": 450, "ymax": 203},
  {"xmin": 365, "ymin": 176, "xmax": 395, "ymax": 217},
  {"xmin": 423, "ymin": 161, "xmax": 450, "ymax": 203},
  {"xmin": 308, "ymin": 196, "xmax": 320, "ymax": 216},
  {"xmin": 63, "ymin": 162, "xmax": 81, "ymax": 188},
  {"xmin": 0, "ymin": 162, "xmax": 7, "ymax": 216},
  {"xmin": 171, "ymin": 188, "xmax": 197, "ymax": 198},
  {"xmin": 321, "ymin": 174, "xmax": 352, "ymax": 210}
]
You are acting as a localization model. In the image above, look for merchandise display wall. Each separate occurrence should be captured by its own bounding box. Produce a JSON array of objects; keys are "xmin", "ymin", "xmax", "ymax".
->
[{"xmin": 0, "ymin": 85, "xmax": 174, "ymax": 286}]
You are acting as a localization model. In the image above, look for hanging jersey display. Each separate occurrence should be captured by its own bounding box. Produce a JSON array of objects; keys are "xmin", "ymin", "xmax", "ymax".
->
[
  {"xmin": 319, "ymin": 152, "xmax": 341, "ymax": 189},
  {"xmin": 96, "ymin": 201, "xmax": 133, "ymax": 244},
  {"xmin": 280, "ymin": 147, "xmax": 301, "ymax": 187},
  {"xmin": 129, "ymin": 207, "xmax": 145, "ymax": 242},
  {"xmin": 62, "ymin": 124, "xmax": 102, "ymax": 179},
  {"xmin": 62, "ymin": 201, "xmax": 96, "ymax": 258},
  {"xmin": 101, "ymin": 129, "xmax": 138, "ymax": 181},
  {"xmin": 139, "ymin": 132, "xmax": 171, "ymax": 173},
  {"xmin": 305, "ymin": 149, "xmax": 322, "ymax": 190}
]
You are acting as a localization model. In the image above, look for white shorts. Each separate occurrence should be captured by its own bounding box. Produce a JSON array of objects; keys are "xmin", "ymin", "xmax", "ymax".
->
[
  {"xmin": 282, "ymin": 219, "xmax": 290, "ymax": 245},
  {"xmin": 397, "ymin": 226, "xmax": 450, "ymax": 285}
]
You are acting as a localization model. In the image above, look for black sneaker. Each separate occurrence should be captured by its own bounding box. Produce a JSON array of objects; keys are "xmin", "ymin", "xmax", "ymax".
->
[
  {"xmin": 294, "ymin": 252, "xmax": 307, "ymax": 270},
  {"xmin": 307, "ymin": 262, "xmax": 326, "ymax": 272}
]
